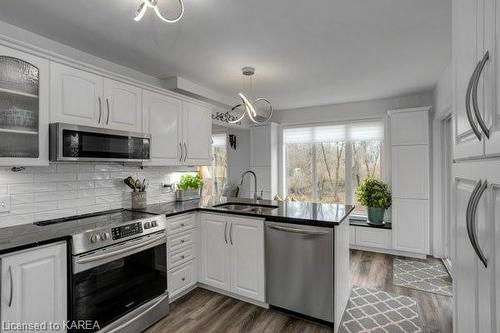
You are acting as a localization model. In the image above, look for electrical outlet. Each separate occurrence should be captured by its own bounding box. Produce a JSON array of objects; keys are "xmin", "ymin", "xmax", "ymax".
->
[{"xmin": 0, "ymin": 196, "xmax": 11, "ymax": 213}]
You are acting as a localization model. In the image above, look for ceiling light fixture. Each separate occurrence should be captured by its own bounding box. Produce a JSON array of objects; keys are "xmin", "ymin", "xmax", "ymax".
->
[
  {"xmin": 134, "ymin": 0, "xmax": 184, "ymax": 23},
  {"xmin": 228, "ymin": 67, "xmax": 273, "ymax": 124}
]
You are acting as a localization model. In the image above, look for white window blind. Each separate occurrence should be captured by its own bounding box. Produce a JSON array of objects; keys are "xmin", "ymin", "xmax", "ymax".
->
[
  {"xmin": 283, "ymin": 121, "xmax": 384, "ymax": 144},
  {"xmin": 212, "ymin": 133, "xmax": 227, "ymax": 147}
]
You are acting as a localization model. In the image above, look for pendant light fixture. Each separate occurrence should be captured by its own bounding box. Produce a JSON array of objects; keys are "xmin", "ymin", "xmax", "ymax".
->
[
  {"xmin": 228, "ymin": 67, "xmax": 273, "ymax": 124},
  {"xmin": 134, "ymin": 0, "xmax": 184, "ymax": 23}
]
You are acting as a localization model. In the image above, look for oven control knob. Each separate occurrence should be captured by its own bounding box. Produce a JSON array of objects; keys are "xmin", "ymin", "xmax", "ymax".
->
[
  {"xmin": 90, "ymin": 233, "xmax": 100, "ymax": 243},
  {"xmin": 144, "ymin": 222, "xmax": 151, "ymax": 229},
  {"xmin": 101, "ymin": 232, "xmax": 110, "ymax": 241},
  {"xmin": 151, "ymin": 220, "xmax": 157, "ymax": 227}
]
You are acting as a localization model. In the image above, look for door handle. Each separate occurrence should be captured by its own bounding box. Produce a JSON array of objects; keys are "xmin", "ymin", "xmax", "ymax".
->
[
  {"xmin": 183, "ymin": 143, "xmax": 187, "ymax": 162},
  {"xmin": 469, "ymin": 180, "xmax": 488, "ymax": 267},
  {"xmin": 471, "ymin": 51, "xmax": 490, "ymax": 138},
  {"xmin": 466, "ymin": 59, "xmax": 483, "ymax": 141},
  {"xmin": 98, "ymin": 97, "xmax": 102, "ymax": 124},
  {"xmin": 106, "ymin": 98, "xmax": 110, "ymax": 125},
  {"xmin": 229, "ymin": 222, "xmax": 233, "ymax": 245},
  {"xmin": 224, "ymin": 222, "xmax": 228, "ymax": 244},
  {"xmin": 7, "ymin": 265, "xmax": 13, "ymax": 307},
  {"xmin": 179, "ymin": 143, "xmax": 183, "ymax": 162},
  {"xmin": 268, "ymin": 225, "xmax": 329, "ymax": 235}
]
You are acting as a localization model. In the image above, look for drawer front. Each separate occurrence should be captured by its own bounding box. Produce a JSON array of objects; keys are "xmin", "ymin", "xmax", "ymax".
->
[
  {"xmin": 354, "ymin": 227, "xmax": 391, "ymax": 249},
  {"xmin": 167, "ymin": 214, "xmax": 196, "ymax": 234},
  {"xmin": 168, "ymin": 246, "xmax": 195, "ymax": 269},
  {"xmin": 168, "ymin": 229, "xmax": 195, "ymax": 253},
  {"xmin": 168, "ymin": 259, "xmax": 197, "ymax": 297}
]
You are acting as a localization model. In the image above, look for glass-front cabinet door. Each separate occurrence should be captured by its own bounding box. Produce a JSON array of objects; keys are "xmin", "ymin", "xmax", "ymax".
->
[{"xmin": 0, "ymin": 45, "xmax": 48, "ymax": 166}]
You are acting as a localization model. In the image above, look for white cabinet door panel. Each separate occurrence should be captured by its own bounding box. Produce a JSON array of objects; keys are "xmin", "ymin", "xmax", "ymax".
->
[
  {"xmin": 392, "ymin": 198, "xmax": 428, "ymax": 254},
  {"xmin": 0, "ymin": 242, "xmax": 67, "ymax": 333},
  {"xmin": 182, "ymin": 101, "xmax": 211, "ymax": 165},
  {"xmin": 391, "ymin": 145, "xmax": 429, "ymax": 199},
  {"xmin": 103, "ymin": 79, "xmax": 142, "ymax": 132},
  {"xmin": 494, "ymin": 184, "xmax": 500, "ymax": 333},
  {"xmin": 168, "ymin": 259, "xmax": 197, "ymax": 299},
  {"xmin": 250, "ymin": 125, "xmax": 270, "ymax": 166},
  {"xmin": 230, "ymin": 218, "xmax": 265, "ymax": 302},
  {"xmin": 390, "ymin": 110, "xmax": 429, "ymax": 145},
  {"xmin": 200, "ymin": 215, "xmax": 230, "ymax": 291},
  {"xmin": 142, "ymin": 91, "xmax": 182, "ymax": 165},
  {"xmin": 355, "ymin": 227, "xmax": 391, "ymax": 249},
  {"xmin": 50, "ymin": 62, "xmax": 102, "ymax": 126}
]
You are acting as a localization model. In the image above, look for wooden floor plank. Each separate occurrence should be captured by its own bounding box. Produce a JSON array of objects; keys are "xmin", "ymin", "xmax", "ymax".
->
[{"xmin": 146, "ymin": 250, "xmax": 452, "ymax": 333}]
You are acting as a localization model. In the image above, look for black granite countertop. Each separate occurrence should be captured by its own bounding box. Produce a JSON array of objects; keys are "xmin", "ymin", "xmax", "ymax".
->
[
  {"xmin": 0, "ymin": 196, "xmax": 354, "ymax": 254},
  {"xmin": 137, "ymin": 196, "xmax": 354, "ymax": 228}
]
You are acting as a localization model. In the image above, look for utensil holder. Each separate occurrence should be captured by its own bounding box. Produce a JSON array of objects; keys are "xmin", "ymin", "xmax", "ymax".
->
[{"xmin": 132, "ymin": 191, "xmax": 147, "ymax": 209}]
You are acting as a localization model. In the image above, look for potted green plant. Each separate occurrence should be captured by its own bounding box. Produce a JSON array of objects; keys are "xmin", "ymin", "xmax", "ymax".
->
[
  {"xmin": 355, "ymin": 177, "xmax": 392, "ymax": 225},
  {"xmin": 176, "ymin": 173, "xmax": 203, "ymax": 201}
]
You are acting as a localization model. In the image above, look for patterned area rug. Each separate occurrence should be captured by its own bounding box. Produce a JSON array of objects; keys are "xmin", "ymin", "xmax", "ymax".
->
[
  {"xmin": 339, "ymin": 287, "xmax": 422, "ymax": 333},
  {"xmin": 393, "ymin": 258, "xmax": 452, "ymax": 297}
]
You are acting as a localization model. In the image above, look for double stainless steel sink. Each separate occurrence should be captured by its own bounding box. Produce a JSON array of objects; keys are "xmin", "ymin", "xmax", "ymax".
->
[{"xmin": 214, "ymin": 203, "xmax": 278, "ymax": 214}]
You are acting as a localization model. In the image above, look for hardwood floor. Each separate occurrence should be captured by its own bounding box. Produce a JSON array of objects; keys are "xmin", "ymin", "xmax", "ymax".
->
[{"xmin": 146, "ymin": 250, "xmax": 453, "ymax": 333}]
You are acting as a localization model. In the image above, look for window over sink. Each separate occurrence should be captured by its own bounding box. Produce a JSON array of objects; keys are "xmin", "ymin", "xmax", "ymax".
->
[{"xmin": 283, "ymin": 120, "xmax": 383, "ymax": 216}]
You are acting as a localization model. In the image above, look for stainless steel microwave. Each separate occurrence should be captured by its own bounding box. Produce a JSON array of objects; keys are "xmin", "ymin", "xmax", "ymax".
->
[{"xmin": 49, "ymin": 123, "xmax": 151, "ymax": 162}]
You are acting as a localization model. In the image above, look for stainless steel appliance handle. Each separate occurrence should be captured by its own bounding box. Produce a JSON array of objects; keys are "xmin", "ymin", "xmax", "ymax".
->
[
  {"xmin": 470, "ymin": 180, "xmax": 488, "ymax": 267},
  {"xmin": 179, "ymin": 143, "xmax": 183, "ymax": 162},
  {"xmin": 105, "ymin": 293, "xmax": 169, "ymax": 333},
  {"xmin": 224, "ymin": 221, "xmax": 228, "ymax": 244},
  {"xmin": 268, "ymin": 225, "xmax": 329, "ymax": 235},
  {"xmin": 229, "ymin": 222, "xmax": 233, "ymax": 245},
  {"xmin": 466, "ymin": 60, "xmax": 483, "ymax": 141},
  {"xmin": 7, "ymin": 265, "xmax": 13, "ymax": 307},
  {"xmin": 183, "ymin": 142, "xmax": 187, "ymax": 162},
  {"xmin": 472, "ymin": 51, "xmax": 491, "ymax": 138},
  {"xmin": 76, "ymin": 234, "xmax": 165, "ymax": 264},
  {"xmin": 106, "ymin": 98, "xmax": 110, "ymax": 125},
  {"xmin": 98, "ymin": 97, "xmax": 102, "ymax": 124}
]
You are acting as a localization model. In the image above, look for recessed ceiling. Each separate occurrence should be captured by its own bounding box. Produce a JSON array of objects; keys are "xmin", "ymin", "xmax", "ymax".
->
[{"xmin": 0, "ymin": 0, "xmax": 451, "ymax": 109}]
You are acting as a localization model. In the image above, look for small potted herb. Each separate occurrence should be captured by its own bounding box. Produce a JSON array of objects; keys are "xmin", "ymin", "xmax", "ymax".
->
[
  {"xmin": 355, "ymin": 177, "xmax": 392, "ymax": 225},
  {"xmin": 176, "ymin": 174, "xmax": 203, "ymax": 201}
]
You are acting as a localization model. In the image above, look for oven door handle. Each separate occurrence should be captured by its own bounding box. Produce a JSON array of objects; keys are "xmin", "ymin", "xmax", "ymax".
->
[{"xmin": 76, "ymin": 233, "xmax": 166, "ymax": 264}]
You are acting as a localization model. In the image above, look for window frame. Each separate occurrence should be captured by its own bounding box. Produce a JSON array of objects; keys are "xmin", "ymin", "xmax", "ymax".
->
[
  {"xmin": 280, "ymin": 118, "xmax": 386, "ymax": 217},
  {"xmin": 211, "ymin": 131, "xmax": 228, "ymax": 199}
]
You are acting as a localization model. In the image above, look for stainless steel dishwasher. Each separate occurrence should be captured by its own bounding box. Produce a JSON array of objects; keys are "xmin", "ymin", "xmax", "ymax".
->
[{"xmin": 265, "ymin": 221, "xmax": 334, "ymax": 323}]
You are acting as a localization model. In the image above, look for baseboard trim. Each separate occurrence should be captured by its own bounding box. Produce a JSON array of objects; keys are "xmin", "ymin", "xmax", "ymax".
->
[
  {"xmin": 197, "ymin": 283, "xmax": 269, "ymax": 309},
  {"xmin": 350, "ymin": 245, "xmax": 427, "ymax": 259},
  {"xmin": 169, "ymin": 284, "xmax": 198, "ymax": 303}
]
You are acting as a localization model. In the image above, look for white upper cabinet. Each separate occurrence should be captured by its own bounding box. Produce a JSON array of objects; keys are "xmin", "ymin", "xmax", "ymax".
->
[
  {"xmin": 390, "ymin": 110, "xmax": 429, "ymax": 145},
  {"xmin": 0, "ymin": 45, "xmax": 49, "ymax": 166},
  {"xmin": 142, "ymin": 90, "xmax": 182, "ymax": 165},
  {"xmin": 391, "ymin": 145, "xmax": 429, "ymax": 199},
  {"xmin": 103, "ymin": 78, "xmax": 142, "ymax": 132},
  {"xmin": 50, "ymin": 62, "xmax": 142, "ymax": 132},
  {"xmin": 0, "ymin": 242, "xmax": 67, "ymax": 333},
  {"xmin": 182, "ymin": 101, "xmax": 212, "ymax": 165},
  {"xmin": 250, "ymin": 125, "xmax": 270, "ymax": 166},
  {"xmin": 50, "ymin": 62, "xmax": 103, "ymax": 127}
]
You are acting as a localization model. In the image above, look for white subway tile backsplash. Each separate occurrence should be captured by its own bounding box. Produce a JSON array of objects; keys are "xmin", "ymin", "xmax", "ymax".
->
[{"xmin": 0, "ymin": 163, "xmax": 184, "ymax": 226}]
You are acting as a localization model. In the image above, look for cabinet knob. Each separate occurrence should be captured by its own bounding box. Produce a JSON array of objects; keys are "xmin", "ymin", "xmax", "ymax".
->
[
  {"xmin": 180, "ymin": 239, "xmax": 185, "ymax": 243},
  {"xmin": 180, "ymin": 223, "xmax": 185, "ymax": 227},
  {"xmin": 181, "ymin": 277, "xmax": 185, "ymax": 281}
]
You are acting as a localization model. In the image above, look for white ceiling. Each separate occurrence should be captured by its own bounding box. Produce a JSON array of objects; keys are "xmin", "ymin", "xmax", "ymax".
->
[{"xmin": 0, "ymin": 0, "xmax": 451, "ymax": 109}]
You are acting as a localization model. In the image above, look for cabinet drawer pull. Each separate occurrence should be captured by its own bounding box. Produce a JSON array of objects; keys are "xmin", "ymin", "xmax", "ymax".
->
[
  {"xmin": 181, "ymin": 277, "xmax": 186, "ymax": 281},
  {"xmin": 181, "ymin": 255, "xmax": 185, "ymax": 259},
  {"xmin": 467, "ymin": 180, "xmax": 488, "ymax": 267},
  {"xmin": 472, "ymin": 51, "xmax": 491, "ymax": 138},
  {"xmin": 466, "ymin": 59, "xmax": 483, "ymax": 141},
  {"xmin": 180, "ymin": 223, "xmax": 185, "ymax": 227},
  {"xmin": 183, "ymin": 143, "xmax": 187, "ymax": 162},
  {"xmin": 180, "ymin": 239, "xmax": 185, "ymax": 243},
  {"xmin": 106, "ymin": 98, "xmax": 110, "ymax": 125}
]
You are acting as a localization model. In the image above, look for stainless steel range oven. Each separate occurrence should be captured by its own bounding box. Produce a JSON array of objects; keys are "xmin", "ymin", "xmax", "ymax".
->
[{"xmin": 66, "ymin": 210, "xmax": 168, "ymax": 333}]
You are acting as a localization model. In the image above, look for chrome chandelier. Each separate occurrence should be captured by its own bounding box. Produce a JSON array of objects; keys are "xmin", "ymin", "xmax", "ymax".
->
[
  {"xmin": 228, "ymin": 67, "xmax": 273, "ymax": 124},
  {"xmin": 134, "ymin": 0, "xmax": 184, "ymax": 23}
]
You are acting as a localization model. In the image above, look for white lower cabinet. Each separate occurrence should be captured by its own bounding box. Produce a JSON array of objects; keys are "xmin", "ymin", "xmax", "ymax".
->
[
  {"xmin": 199, "ymin": 214, "xmax": 265, "ymax": 302},
  {"xmin": 349, "ymin": 225, "xmax": 392, "ymax": 252},
  {"xmin": 0, "ymin": 241, "xmax": 67, "ymax": 333},
  {"xmin": 168, "ymin": 259, "xmax": 197, "ymax": 299},
  {"xmin": 392, "ymin": 198, "xmax": 428, "ymax": 254}
]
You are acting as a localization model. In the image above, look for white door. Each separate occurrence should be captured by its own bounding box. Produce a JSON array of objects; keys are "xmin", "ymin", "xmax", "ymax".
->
[
  {"xmin": 1, "ymin": 242, "xmax": 67, "ymax": 333},
  {"xmin": 199, "ymin": 215, "xmax": 230, "ymax": 291},
  {"xmin": 0, "ymin": 45, "xmax": 49, "ymax": 166},
  {"xmin": 392, "ymin": 198, "xmax": 428, "ymax": 254},
  {"xmin": 50, "ymin": 62, "xmax": 103, "ymax": 127},
  {"xmin": 229, "ymin": 218, "xmax": 265, "ymax": 302},
  {"xmin": 142, "ymin": 91, "xmax": 182, "ymax": 165},
  {"xmin": 103, "ymin": 78, "xmax": 142, "ymax": 132},
  {"xmin": 452, "ymin": 0, "xmax": 484, "ymax": 159},
  {"xmin": 182, "ymin": 101, "xmax": 212, "ymax": 165}
]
